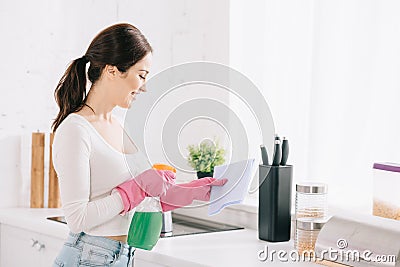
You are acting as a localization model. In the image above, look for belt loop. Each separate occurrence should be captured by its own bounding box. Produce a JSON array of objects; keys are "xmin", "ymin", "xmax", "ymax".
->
[
  {"xmin": 115, "ymin": 241, "xmax": 123, "ymax": 262},
  {"xmin": 73, "ymin": 232, "xmax": 83, "ymax": 246}
]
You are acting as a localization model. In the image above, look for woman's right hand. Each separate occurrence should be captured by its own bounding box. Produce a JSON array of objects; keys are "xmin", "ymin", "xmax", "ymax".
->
[
  {"xmin": 113, "ymin": 169, "xmax": 176, "ymax": 214},
  {"xmin": 134, "ymin": 169, "xmax": 176, "ymax": 196}
]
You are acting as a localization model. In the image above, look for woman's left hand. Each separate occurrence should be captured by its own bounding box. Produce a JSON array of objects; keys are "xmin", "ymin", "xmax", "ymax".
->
[{"xmin": 159, "ymin": 177, "xmax": 228, "ymax": 212}]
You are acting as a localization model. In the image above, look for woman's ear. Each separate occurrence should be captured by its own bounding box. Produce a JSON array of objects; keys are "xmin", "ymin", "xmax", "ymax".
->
[{"xmin": 104, "ymin": 65, "xmax": 117, "ymax": 79}]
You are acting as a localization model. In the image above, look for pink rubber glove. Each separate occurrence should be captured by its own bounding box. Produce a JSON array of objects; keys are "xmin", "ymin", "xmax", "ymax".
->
[
  {"xmin": 159, "ymin": 177, "xmax": 228, "ymax": 212},
  {"xmin": 114, "ymin": 169, "xmax": 176, "ymax": 215}
]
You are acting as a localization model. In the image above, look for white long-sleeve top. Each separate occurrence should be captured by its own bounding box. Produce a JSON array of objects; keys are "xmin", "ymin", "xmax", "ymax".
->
[{"xmin": 52, "ymin": 113, "xmax": 151, "ymax": 236}]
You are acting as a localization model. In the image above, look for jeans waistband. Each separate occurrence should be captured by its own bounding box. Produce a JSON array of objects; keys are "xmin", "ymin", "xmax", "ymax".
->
[{"xmin": 68, "ymin": 232, "xmax": 132, "ymax": 255}]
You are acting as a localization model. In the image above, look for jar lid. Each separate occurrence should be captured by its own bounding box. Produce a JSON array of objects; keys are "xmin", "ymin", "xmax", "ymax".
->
[
  {"xmin": 296, "ymin": 218, "xmax": 326, "ymax": 230},
  {"xmin": 296, "ymin": 182, "xmax": 328, "ymax": 194}
]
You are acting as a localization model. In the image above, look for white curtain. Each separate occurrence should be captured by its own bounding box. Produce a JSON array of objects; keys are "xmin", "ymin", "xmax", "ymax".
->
[{"xmin": 230, "ymin": 0, "xmax": 400, "ymax": 213}]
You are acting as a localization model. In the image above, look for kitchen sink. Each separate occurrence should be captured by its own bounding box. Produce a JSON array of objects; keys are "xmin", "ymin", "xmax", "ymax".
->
[
  {"xmin": 47, "ymin": 213, "xmax": 243, "ymax": 238},
  {"xmin": 161, "ymin": 213, "xmax": 243, "ymax": 237}
]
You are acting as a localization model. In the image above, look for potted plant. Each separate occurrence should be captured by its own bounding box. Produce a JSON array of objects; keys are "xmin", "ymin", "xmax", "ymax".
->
[{"xmin": 187, "ymin": 140, "xmax": 226, "ymax": 178}]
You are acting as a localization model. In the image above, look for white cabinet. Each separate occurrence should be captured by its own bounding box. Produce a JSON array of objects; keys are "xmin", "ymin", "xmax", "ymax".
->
[{"xmin": 0, "ymin": 224, "xmax": 64, "ymax": 267}]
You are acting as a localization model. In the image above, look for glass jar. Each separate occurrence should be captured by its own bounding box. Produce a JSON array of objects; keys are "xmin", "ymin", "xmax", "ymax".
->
[
  {"xmin": 295, "ymin": 182, "xmax": 328, "ymax": 219},
  {"xmin": 295, "ymin": 218, "xmax": 325, "ymax": 256}
]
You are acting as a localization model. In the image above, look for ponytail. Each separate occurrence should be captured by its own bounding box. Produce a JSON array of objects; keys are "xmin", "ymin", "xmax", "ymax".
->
[{"xmin": 52, "ymin": 56, "xmax": 89, "ymax": 132}]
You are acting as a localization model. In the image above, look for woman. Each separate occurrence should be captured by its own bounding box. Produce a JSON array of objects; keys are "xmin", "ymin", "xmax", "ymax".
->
[{"xmin": 51, "ymin": 23, "xmax": 227, "ymax": 267}]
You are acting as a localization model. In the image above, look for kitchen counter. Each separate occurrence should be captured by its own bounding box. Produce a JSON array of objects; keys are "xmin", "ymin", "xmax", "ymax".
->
[
  {"xmin": 139, "ymin": 228, "xmax": 320, "ymax": 266},
  {"xmin": 0, "ymin": 208, "xmax": 69, "ymax": 240},
  {"xmin": 0, "ymin": 208, "xmax": 319, "ymax": 267}
]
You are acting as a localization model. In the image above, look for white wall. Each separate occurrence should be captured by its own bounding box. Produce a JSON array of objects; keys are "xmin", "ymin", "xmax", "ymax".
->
[
  {"xmin": 308, "ymin": 0, "xmax": 400, "ymax": 211},
  {"xmin": 230, "ymin": 0, "xmax": 315, "ymax": 198},
  {"xmin": 3, "ymin": 0, "xmax": 399, "ymax": 214},
  {"xmin": 0, "ymin": 0, "xmax": 230, "ymax": 207},
  {"xmin": 230, "ymin": 0, "xmax": 400, "ymax": 213}
]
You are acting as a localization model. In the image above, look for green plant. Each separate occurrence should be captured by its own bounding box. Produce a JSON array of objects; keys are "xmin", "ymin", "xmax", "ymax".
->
[{"xmin": 187, "ymin": 140, "xmax": 226, "ymax": 173}]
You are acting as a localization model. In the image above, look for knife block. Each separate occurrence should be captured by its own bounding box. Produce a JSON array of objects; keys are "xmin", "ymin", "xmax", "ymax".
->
[{"xmin": 258, "ymin": 164, "xmax": 293, "ymax": 242}]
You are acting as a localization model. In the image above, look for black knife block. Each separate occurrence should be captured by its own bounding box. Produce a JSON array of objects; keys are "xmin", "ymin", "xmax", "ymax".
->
[{"xmin": 258, "ymin": 164, "xmax": 292, "ymax": 242}]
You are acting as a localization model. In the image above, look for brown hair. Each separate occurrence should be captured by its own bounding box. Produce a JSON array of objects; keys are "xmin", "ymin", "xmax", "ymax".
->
[{"xmin": 52, "ymin": 23, "xmax": 152, "ymax": 132}]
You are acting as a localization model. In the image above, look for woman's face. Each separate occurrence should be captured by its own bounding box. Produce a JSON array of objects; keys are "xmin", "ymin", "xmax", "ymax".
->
[{"xmin": 114, "ymin": 53, "xmax": 152, "ymax": 108}]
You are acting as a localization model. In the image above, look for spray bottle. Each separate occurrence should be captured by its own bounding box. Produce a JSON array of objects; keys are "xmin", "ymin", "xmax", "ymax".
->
[{"xmin": 127, "ymin": 164, "xmax": 176, "ymax": 250}]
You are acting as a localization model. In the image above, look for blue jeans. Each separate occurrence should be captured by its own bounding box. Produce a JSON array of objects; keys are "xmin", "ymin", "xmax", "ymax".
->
[{"xmin": 53, "ymin": 232, "xmax": 135, "ymax": 267}]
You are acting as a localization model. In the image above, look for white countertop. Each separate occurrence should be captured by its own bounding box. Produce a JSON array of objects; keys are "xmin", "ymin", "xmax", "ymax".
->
[
  {"xmin": 0, "ymin": 208, "xmax": 69, "ymax": 240},
  {"xmin": 0, "ymin": 208, "xmax": 319, "ymax": 267},
  {"xmin": 139, "ymin": 228, "xmax": 319, "ymax": 266}
]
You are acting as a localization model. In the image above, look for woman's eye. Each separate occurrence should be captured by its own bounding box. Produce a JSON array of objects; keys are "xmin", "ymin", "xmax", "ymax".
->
[{"xmin": 139, "ymin": 75, "xmax": 146, "ymax": 80}]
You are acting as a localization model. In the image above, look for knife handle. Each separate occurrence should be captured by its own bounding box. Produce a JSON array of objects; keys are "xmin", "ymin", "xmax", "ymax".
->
[
  {"xmin": 272, "ymin": 140, "xmax": 281, "ymax": 166},
  {"xmin": 280, "ymin": 137, "xmax": 289, "ymax": 166},
  {"xmin": 260, "ymin": 145, "xmax": 269, "ymax": 165}
]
